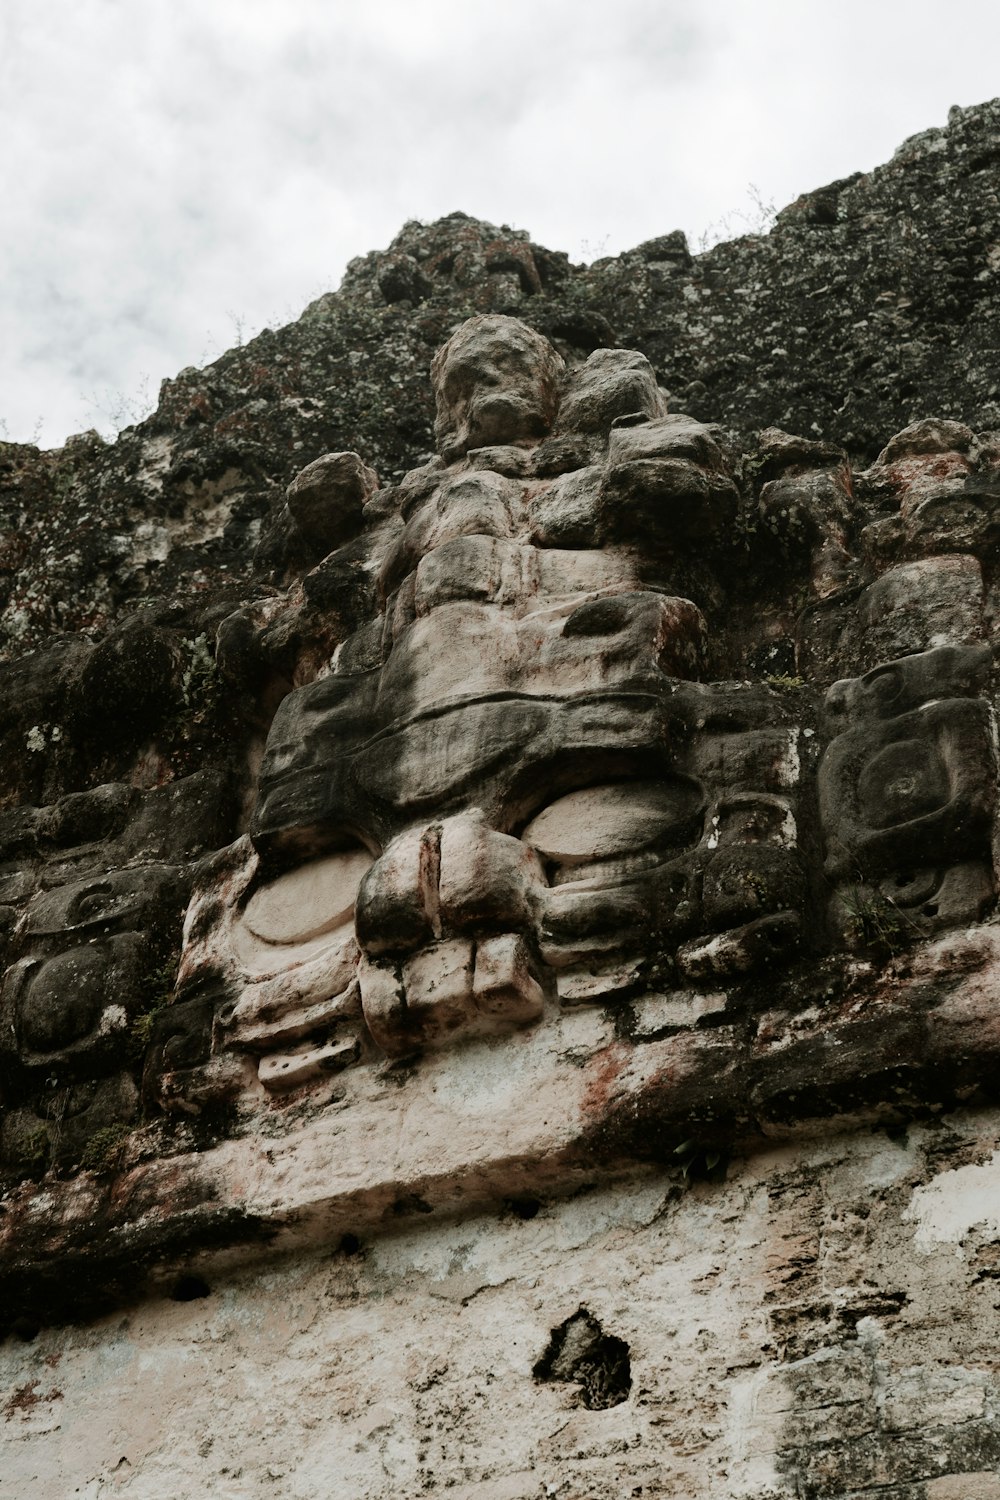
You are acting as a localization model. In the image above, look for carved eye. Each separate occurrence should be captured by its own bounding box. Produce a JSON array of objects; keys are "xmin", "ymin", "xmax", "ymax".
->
[
  {"xmin": 521, "ymin": 779, "xmax": 704, "ymax": 869},
  {"xmin": 68, "ymin": 883, "xmax": 117, "ymax": 924},
  {"xmin": 242, "ymin": 848, "xmax": 374, "ymax": 946},
  {"xmin": 860, "ymin": 665, "xmax": 904, "ymax": 713},
  {"xmin": 858, "ymin": 740, "xmax": 948, "ymax": 829},
  {"xmin": 880, "ymin": 869, "xmax": 940, "ymax": 907},
  {"xmin": 260, "ymin": 741, "xmax": 298, "ymax": 780},
  {"xmin": 19, "ymin": 947, "xmax": 108, "ymax": 1052},
  {"xmin": 562, "ymin": 597, "xmax": 634, "ymax": 638}
]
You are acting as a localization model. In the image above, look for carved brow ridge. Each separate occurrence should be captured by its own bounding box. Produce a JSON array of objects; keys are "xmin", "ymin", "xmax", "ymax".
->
[{"xmin": 356, "ymin": 687, "xmax": 687, "ymax": 747}]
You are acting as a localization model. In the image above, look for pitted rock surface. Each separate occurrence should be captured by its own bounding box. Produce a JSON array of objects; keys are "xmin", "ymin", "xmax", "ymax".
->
[
  {"xmin": 3, "ymin": 102, "xmax": 1000, "ymax": 1401},
  {"xmin": 2, "ymin": 98, "xmax": 1000, "ymax": 662}
]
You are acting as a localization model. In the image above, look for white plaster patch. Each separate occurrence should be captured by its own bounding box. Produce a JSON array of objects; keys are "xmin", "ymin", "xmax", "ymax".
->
[
  {"xmin": 905, "ymin": 1150, "xmax": 1000, "ymax": 1250},
  {"xmin": 9, "ymin": 1116, "xmax": 1000, "ymax": 1498},
  {"xmin": 773, "ymin": 729, "xmax": 800, "ymax": 789},
  {"xmin": 130, "ymin": 520, "xmax": 171, "ymax": 564},
  {"xmin": 428, "ymin": 1010, "xmax": 611, "ymax": 1118},
  {"xmin": 98, "ymin": 1004, "xmax": 128, "ymax": 1035},
  {"xmin": 428, "ymin": 1033, "xmax": 555, "ymax": 1118},
  {"xmin": 789, "ymin": 1133, "xmax": 912, "ymax": 1196},
  {"xmin": 927, "ymin": 1478, "xmax": 1000, "ymax": 1500},
  {"xmin": 884, "ymin": 1364, "xmax": 987, "ymax": 1430},
  {"xmin": 633, "ymin": 990, "xmax": 727, "ymax": 1034},
  {"xmin": 726, "ymin": 1367, "xmax": 785, "ymax": 1495},
  {"xmin": 859, "ymin": 1139, "xmax": 915, "ymax": 1190}
]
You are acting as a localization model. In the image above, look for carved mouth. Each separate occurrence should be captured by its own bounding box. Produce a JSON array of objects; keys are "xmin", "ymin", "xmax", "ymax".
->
[{"xmin": 358, "ymin": 934, "xmax": 552, "ymax": 1058}]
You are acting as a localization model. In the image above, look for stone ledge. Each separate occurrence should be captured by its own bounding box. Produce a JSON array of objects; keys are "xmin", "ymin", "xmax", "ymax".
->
[{"xmin": 4, "ymin": 924, "xmax": 998, "ymax": 1331}]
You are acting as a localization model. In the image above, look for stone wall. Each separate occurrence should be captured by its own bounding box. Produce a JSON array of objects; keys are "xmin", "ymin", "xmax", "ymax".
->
[
  {"xmin": 4, "ymin": 98, "xmax": 1000, "ymax": 1498},
  {"xmin": 2, "ymin": 100, "xmax": 999, "ymax": 660},
  {"xmin": 6, "ymin": 1112, "xmax": 1000, "ymax": 1498}
]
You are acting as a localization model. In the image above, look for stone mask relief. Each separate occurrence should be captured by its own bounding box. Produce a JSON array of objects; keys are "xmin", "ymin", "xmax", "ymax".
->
[
  {"xmin": 820, "ymin": 644, "xmax": 997, "ymax": 946},
  {"xmin": 0, "ymin": 864, "xmax": 185, "ymax": 1167},
  {"xmin": 0, "ymin": 310, "xmax": 997, "ymax": 1199},
  {"xmin": 159, "ymin": 315, "xmax": 813, "ymax": 1107}
]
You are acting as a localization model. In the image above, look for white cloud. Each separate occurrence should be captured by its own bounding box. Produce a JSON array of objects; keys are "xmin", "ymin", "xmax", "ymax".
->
[{"xmin": 1, "ymin": 0, "xmax": 998, "ymax": 445}]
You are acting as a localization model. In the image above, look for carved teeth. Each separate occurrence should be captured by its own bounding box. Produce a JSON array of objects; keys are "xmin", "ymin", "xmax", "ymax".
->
[
  {"xmin": 358, "ymin": 934, "xmax": 549, "ymax": 1058},
  {"xmin": 472, "ymin": 933, "xmax": 550, "ymax": 1023},
  {"xmin": 224, "ymin": 979, "xmax": 363, "ymax": 1051}
]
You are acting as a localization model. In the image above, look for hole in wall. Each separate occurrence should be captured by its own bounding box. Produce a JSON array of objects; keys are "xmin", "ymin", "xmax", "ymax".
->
[
  {"xmin": 506, "ymin": 1197, "xmax": 541, "ymax": 1221},
  {"xmin": 169, "ymin": 1274, "xmax": 211, "ymax": 1302},
  {"xmin": 533, "ymin": 1306, "xmax": 631, "ymax": 1410},
  {"xmin": 392, "ymin": 1194, "xmax": 433, "ymax": 1217}
]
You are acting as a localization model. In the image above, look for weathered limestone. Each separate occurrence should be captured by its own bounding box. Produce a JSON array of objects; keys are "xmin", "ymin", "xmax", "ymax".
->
[
  {"xmin": 5, "ymin": 113, "xmax": 1000, "ymax": 1488},
  {"xmin": 6, "ymin": 1113, "xmax": 1000, "ymax": 1497},
  {"xmin": 431, "ymin": 314, "xmax": 565, "ymax": 461},
  {"xmin": 3, "ymin": 311, "xmax": 1000, "ymax": 1303}
]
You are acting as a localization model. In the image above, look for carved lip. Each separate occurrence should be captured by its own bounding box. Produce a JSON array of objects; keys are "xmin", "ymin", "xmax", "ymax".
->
[{"xmin": 222, "ymin": 980, "xmax": 362, "ymax": 1051}]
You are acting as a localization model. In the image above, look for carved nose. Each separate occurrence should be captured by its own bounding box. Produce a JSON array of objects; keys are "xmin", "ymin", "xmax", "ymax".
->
[
  {"xmin": 355, "ymin": 812, "xmax": 544, "ymax": 957},
  {"xmin": 355, "ymin": 822, "xmax": 444, "ymax": 957}
]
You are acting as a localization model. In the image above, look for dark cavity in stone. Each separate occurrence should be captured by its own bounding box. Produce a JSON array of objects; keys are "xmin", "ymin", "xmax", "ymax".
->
[{"xmin": 533, "ymin": 1305, "xmax": 631, "ymax": 1410}]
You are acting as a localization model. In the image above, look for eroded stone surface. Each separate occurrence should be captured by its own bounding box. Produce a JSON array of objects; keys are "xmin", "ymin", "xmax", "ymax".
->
[
  {"xmin": 3, "ymin": 296, "xmax": 1000, "ymax": 1314},
  {"xmin": 3, "ymin": 106, "xmax": 1000, "ymax": 1496},
  {"xmin": 5, "ymin": 1114, "xmax": 1000, "ymax": 1498}
]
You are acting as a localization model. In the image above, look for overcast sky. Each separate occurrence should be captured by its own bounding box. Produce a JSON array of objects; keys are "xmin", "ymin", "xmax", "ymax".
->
[{"xmin": 2, "ymin": 0, "xmax": 999, "ymax": 448}]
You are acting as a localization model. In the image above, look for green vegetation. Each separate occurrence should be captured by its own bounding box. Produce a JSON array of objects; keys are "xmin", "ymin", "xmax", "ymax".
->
[
  {"xmin": 842, "ymin": 884, "xmax": 914, "ymax": 955},
  {"xmin": 14, "ymin": 1125, "xmax": 50, "ymax": 1176},
  {"xmin": 128, "ymin": 952, "xmax": 180, "ymax": 1064},
  {"xmin": 179, "ymin": 633, "xmax": 220, "ymax": 715},
  {"xmin": 80, "ymin": 1123, "xmax": 132, "ymax": 1174},
  {"xmin": 672, "ymin": 1139, "xmax": 726, "ymax": 1182}
]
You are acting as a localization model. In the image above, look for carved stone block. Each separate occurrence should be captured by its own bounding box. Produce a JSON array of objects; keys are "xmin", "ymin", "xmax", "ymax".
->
[{"xmin": 820, "ymin": 647, "xmax": 997, "ymax": 944}]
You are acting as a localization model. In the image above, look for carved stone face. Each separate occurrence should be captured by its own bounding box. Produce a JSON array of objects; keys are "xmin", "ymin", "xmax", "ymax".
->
[
  {"xmin": 0, "ymin": 866, "xmax": 182, "ymax": 1167},
  {"xmin": 165, "ymin": 321, "xmax": 999, "ymax": 1109},
  {"xmin": 820, "ymin": 644, "xmax": 996, "ymax": 943},
  {"xmin": 166, "ymin": 317, "xmax": 810, "ymax": 1104}
]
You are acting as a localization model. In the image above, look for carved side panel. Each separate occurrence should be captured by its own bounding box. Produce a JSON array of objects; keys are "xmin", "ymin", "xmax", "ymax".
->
[
  {"xmin": 0, "ymin": 866, "xmax": 185, "ymax": 1168},
  {"xmin": 820, "ymin": 646, "xmax": 997, "ymax": 946}
]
